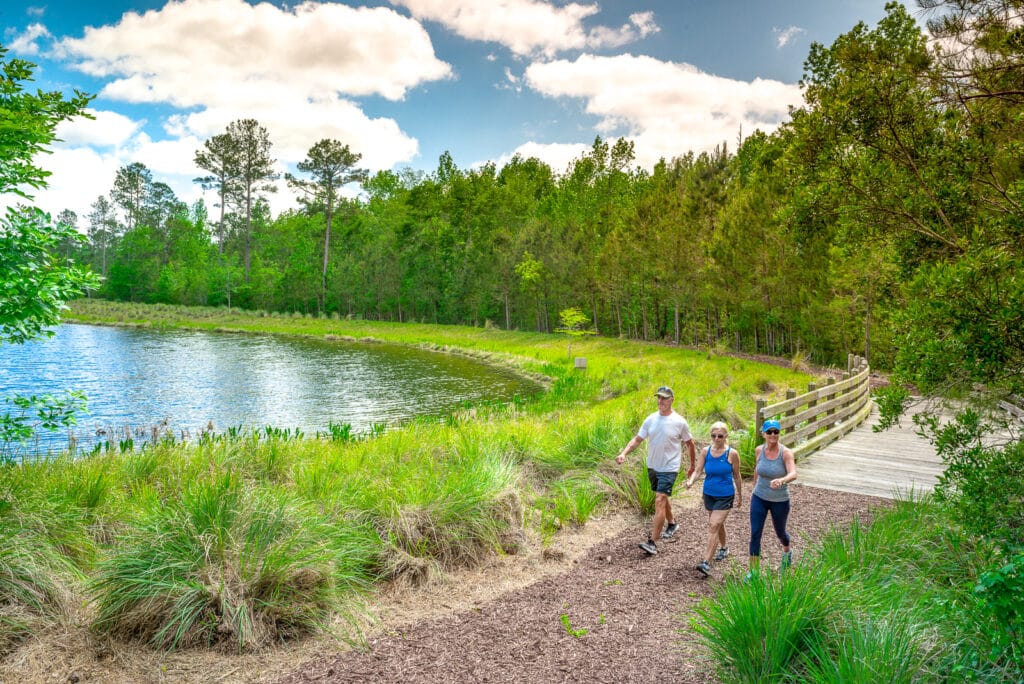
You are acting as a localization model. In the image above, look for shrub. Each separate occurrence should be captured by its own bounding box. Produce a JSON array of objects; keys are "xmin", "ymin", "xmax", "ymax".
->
[{"xmin": 90, "ymin": 474, "xmax": 352, "ymax": 651}]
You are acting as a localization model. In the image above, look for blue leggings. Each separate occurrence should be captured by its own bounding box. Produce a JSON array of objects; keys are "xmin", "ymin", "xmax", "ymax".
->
[{"xmin": 749, "ymin": 493, "xmax": 791, "ymax": 556}]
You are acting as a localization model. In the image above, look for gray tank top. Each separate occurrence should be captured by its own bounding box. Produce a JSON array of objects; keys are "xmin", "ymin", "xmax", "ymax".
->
[{"xmin": 752, "ymin": 445, "xmax": 790, "ymax": 502}]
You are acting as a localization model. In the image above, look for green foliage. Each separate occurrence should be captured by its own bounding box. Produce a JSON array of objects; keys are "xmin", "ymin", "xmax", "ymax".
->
[
  {"xmin": 598, "ymin": 458, "xmax": 655, "ymax": 516},
  {"xmin": 974, "ymin": 552, "xmax": 1024, "ymax": 669},
  {"xmin": 699, "ymin": 487, "xmax": 1024, "ymax": 682},
  {"xmin": 559, "ymin": 613, "xmax": 587, "ymax": 638},
  {"xmin": 90, "ymin": 475, "xmax": 354, "ymax": 651},
  {"xmin": 695, "ymin": 565, "xmax": 841, "ymax": 682},
  {"xmin": 927, "ymin": 411, "xmax": 1024, "ymax": 551},
  {"xmin": 0, "ymin": 391, "xmax": 87, "ymax": 461}
]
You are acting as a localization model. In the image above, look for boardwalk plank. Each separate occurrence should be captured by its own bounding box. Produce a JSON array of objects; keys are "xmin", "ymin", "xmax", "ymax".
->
[{"xmin": 795, "ymin": 401, "xmax": 944, "ymax": 500}]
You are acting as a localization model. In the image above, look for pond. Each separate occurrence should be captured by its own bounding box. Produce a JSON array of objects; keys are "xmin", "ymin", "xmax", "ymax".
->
[{"xmin": 0, "ymin": 323, "xmax": 540, "ymax": 454}]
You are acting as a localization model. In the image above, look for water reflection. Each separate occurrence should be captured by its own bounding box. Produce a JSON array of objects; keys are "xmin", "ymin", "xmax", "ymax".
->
[{"xmin": 0, "ymin": 323, "xmax": 539, "ymax": 452}]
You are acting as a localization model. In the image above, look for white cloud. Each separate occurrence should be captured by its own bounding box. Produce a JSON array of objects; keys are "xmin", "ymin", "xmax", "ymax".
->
[
  {"xmin": 55, "ymin": 109, "xmax": 142, "ymax": 147},
  {"xmin": 773, "ymin": 25, "xmax": 806, "ymax": 49},
  {"xmin": 27, "ymin": 7, "xmax": 46, "ymax": 18},
  {"xmin": 491, "ymin": 141, "xmax": 590, "ymax": 175},
  {"xmin": 57, "ymin": 0, "xmax": 452, "ymax": 104},
  {"xmin": 28, "ymin": 0, "xmax": 451, "ymax": 218},
  {"xmin": 391, "ymin": 0, "xmax": 659, "ymax": 57},
  {"xmin": 8, "ymin": 23, "xmax": 52, "ymax": 55},
  {"xmin": 524, "ymin": 54, "xmax": 802, "ymax": 168}
]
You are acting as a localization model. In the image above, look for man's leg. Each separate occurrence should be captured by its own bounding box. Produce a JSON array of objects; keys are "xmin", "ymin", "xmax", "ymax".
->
[{"xmin": 652, "ymin": 492, "xmax": 669, "ymax": 541}]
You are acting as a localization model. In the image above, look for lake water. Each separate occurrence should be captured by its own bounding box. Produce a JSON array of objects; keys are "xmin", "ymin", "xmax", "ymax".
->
[{"xmin": 0, "ymin": 323, "xmax": 540, "ymax": 453}]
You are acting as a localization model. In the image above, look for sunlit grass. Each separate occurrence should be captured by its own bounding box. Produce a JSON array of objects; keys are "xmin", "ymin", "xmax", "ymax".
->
[{"xmin": 695, "ymin": 491, "xmax": 1018, "ymax": 682}]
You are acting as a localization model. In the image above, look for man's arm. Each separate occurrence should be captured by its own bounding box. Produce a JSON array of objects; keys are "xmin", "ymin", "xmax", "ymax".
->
[
  {"xmin": 685, "ymin": 438, "xmax": 696, "ymax": 478},
  {"xmin": 616, "ymin": 435, "xmax": 644, "ymax": 464}
]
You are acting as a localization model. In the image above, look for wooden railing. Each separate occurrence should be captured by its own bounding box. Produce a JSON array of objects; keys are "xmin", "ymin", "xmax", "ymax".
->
[{"xmin": 755, "ymin": 354, "xmax": 872, "ymax": 460}]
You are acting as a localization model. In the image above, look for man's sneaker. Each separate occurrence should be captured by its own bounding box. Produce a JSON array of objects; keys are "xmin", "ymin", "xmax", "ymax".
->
[
  {"xmin": 781, "ymin": 550, "xmax": 793, "ymax": 570},
  {"xmin": 714, "ymin": 546, "xmax": 729, "ymax": 562},
  {"xmin": 696, "ymin": 560, "xmax": 712, "ymax": 576},
  {"xmin": 638, "ymin": 539, "xmax": 658, "ymax": 555},
  {"xmin": 662, "ymin": 522, "xmax": 679, "ymax": 539}
]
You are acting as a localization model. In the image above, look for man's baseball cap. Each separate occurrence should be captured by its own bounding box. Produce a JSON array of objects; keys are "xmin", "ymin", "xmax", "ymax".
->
[{"xmin": 655, "ymin": 386, "xmax": 674, "ymax": 399}]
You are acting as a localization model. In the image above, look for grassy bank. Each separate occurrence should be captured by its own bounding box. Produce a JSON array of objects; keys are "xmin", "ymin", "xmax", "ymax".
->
[{"xmin": 1, "ymin": 299, "xmax": 813, "ymax": 653}]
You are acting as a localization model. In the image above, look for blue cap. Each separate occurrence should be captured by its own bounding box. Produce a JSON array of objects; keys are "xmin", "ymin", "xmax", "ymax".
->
[{"xmin": 762, "ymin": 419, "xmax": 781, "ymax": 432}]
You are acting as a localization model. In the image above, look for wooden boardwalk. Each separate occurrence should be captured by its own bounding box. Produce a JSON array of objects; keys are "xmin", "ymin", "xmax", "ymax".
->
[{"xmin": 796, "ymin": 400, "xmax": 944, "ymax": 499}]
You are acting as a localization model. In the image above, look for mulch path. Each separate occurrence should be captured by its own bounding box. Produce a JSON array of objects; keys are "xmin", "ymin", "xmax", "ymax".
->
[{"xmin": 278, "ymin": 485, "xmax": 886, "ymax": 684}]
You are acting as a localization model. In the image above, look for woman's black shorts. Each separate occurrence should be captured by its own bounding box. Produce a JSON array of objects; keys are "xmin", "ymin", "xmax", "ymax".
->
[{"xmin": 703, "ymin": 493, "xmax": 735, "ymax": 511}]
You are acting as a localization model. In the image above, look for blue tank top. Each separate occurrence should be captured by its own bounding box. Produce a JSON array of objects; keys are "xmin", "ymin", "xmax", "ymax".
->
[{"xmin": 703, "ymin": 445, "xmax": 735, "ymax": 497}]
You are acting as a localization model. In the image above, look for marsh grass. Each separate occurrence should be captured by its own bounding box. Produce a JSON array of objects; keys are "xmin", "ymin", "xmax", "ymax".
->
[
  {"xmin": 598, "ymin": 459, "xmax": 656, "ymax": 515},
  {"xmin": 90, "ymin": 474, "xmax": 358, "ymax": 651},
  {"xmin": 695, "ymin": 565, "xmax": 841, "ymax": 682},
  {"xmin": 11, "ymin": 299, "xmax": 815, "ymax": 649},
  {"xmin": 0, "ymin": 530, "xmax": 75, "ymax": 654}
]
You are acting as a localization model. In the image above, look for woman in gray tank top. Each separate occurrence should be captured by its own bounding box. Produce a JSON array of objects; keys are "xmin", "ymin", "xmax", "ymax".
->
[{"xmin": 748, "ymin": 419, "xmax": 797, "ymax": 578}]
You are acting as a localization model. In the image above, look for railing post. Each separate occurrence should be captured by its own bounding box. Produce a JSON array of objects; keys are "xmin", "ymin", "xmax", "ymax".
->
[
  {"xmin": 807, "ymin": 382, "xmax": 817, "ymax": 437},
  {"xmin": 825, "ymin": 376, "xmax": 837, "ymax": 430},
  {"xmin": 755, "ymin": 398, "xmax": 765, "ymax": 444},
  {"xmin": 785, "ymin": 389, "xmax": 797, "ymax": 435},
  {"xmin": 848, "ymin": 353, "xmax": 855, "ymax": 372}
]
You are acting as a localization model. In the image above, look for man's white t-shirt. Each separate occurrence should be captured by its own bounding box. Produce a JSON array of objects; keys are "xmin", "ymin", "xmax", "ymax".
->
[{"xmin": 638, "ymin": 410, "xmax": 692, "ymax": 473}]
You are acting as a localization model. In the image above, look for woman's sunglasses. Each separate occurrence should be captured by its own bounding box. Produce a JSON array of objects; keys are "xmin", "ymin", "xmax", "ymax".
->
[
  {"xmin": 711, "ymin": 433, "xmax": 727, "ymax": 439},
  {"xmin": 765, "ymin": 429, "xmax": 780, "ymax": 435}
]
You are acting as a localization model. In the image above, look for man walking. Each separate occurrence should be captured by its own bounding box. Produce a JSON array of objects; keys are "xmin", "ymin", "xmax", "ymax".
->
[{"xmin": 616, "ymin": 386, "xmax": 696, "ymax": 555}]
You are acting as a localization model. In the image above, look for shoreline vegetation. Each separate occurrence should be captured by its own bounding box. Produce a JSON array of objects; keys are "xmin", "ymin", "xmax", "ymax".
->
[
  {"xmin": 3, "ymin": 299, "xmax": 811, "ymax": 651},
  {"xmin": 2, "ymin": 300, "xmax": 1020, "ymax": 682}
]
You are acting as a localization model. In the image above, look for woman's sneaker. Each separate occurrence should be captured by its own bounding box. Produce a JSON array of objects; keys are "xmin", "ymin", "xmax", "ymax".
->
[
  {"xmin": 781, "ymin": 550, "xmax": 793, "ymax": 570},
  {"xmin": 662, "ymin": 522, "xmax": 679, "ymax": 539},
  {"xmin": 638, "ymin": 539, "xmax": 658, "ymax": 555},
  {"xmin": 696, "ymin": 560, "xmax": 712, "ymax": 576},
  {"xmin": 714, "ymin": 546, "xmax": 729, "ymax": 561}
]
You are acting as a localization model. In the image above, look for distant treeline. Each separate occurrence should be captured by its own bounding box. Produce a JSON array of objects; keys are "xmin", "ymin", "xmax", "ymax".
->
[{"xmin": 59, "ymin": 4, "xmax": 1024, "ymax": 388}]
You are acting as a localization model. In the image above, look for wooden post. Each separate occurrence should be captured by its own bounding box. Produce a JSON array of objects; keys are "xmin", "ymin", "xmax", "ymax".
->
[
  {"xmin": 825, "ymin": 376, "xmax": 837, "ymax": 430},
  {"xmin": 755, "ymin": 398, "xmax": 765, "ymax": 445},
  {"xmin": 807, "ymin": 382, "xmax": 817, "ymax": 438},
  {"xmin": 785, "ymin": 389, "xmax": 797, "ymax": 426},
  {"xmin": 848, "ymin": 353, "xmax": 855, "ymax": 372}
]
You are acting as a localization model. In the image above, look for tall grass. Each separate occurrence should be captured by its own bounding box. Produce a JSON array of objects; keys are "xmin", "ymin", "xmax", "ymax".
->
[
  {"xmin": 90, "ymin": 473, "xmax": 366, "ymax": 651},
  {"xmin": 695, "ymin": 491, "xmax": 1018, "ymax": 682},
  {"xmin": 695, "ymin": 565, "xmax": 841, "ymax": 683}
]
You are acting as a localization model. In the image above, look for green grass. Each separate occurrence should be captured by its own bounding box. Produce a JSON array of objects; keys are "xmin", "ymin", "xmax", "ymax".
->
[
  {"xmin": 695, "ymin": 491, "xmax": 1021, "ymax": 683},
  {"xmin": 1, "ymin": 298, "xmax": 817, "ymax": 650}
]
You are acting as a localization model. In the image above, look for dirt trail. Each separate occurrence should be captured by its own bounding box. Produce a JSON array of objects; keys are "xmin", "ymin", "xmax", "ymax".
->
[{"xmin": 277, "ymin": 485, "xmax": 882, "ymax": 684}]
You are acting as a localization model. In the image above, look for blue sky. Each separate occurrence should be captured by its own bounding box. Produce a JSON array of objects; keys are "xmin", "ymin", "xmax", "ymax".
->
[{"xmin": 1, "ymin": 0, "xmax": 907, "ymax": 221}]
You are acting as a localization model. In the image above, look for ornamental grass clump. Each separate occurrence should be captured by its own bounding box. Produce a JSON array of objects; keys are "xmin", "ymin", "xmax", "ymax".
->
[
  {"xmin": 90, "ymin": 473, "xmax": 352, "ymax": 651},
  {"xmin": 0, "ymin": 529, "xmax": 76, "ymax": 655},
  {"xmin": 695, "ymin": 564, "xmax": 842, "ymax": 683},
  {"xmin": 597, "ymin": 458, "xmax": 655, "ymax": 515}
]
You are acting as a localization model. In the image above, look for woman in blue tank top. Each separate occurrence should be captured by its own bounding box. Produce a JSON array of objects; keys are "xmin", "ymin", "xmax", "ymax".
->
[
  {"xmin": 684, "ymin": 421, "xmax": 743, "ymax": 577},
  {"xmin": 748, "ymin": 419, "xmax": 798, "ymax": 578}
]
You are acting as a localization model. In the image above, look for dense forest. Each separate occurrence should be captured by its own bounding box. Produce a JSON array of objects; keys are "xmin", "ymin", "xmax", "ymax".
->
[{"xmin": 51, "ymin": 3, "xmax": 1023, "ymax": 391}]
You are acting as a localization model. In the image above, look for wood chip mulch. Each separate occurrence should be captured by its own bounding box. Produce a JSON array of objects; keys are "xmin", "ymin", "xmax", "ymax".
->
[{"xmin": 277, "ymin": 485, "xmax": 885, "ymax": 684}]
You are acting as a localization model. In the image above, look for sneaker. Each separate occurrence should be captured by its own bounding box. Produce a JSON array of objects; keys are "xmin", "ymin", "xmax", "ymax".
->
[
  {"xmin": 696, "ymin": 560, "xmax": 712, "ymax": 576},
  {"xmin": 714, "ymin": 546, "xmax": 729, "ymax": 562},
  {"xmin": 638, "ymin": 540, "xmax": 658, "ymax": 555},
  {"xmin": 662, "ymin": 522, "xmax": 679, "ymax": 539},
  {"xmin": 781, "ymin": 550, "xmax": 793, "ymax": 570}
]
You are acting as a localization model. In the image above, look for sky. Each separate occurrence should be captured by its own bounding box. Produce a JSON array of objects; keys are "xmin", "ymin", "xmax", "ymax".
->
[{"xmin": 2, "ymin": 0, "xmax": 908, "ymax": 223}]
